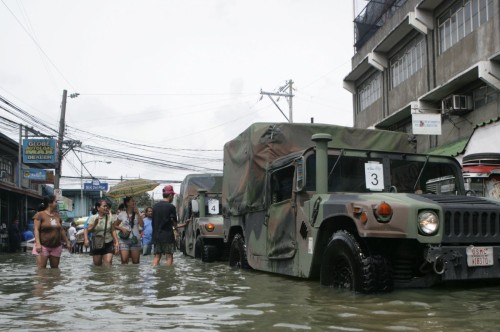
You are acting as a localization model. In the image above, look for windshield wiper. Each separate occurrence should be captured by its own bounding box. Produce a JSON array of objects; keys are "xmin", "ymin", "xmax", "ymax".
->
[
  {"xmin": 413, "ymin": 155, "xmax": 430, "ymax": 192},
  {"xmin": 328, "ymin": 149, "xmax": 344, "ymax": 179}
]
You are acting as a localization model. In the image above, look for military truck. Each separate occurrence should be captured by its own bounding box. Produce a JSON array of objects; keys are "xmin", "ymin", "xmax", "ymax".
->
[
  {"xmin": 176, "ymin": 173, "xmax": 225, "ymax": 262},
  {"xmin": 222, "ymin": 123, "xmax": 500, "ymax": 293}
]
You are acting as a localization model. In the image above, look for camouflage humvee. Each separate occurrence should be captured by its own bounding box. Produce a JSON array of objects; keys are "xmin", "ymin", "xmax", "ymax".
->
[
  {"xmin": 176, "ymin": 173, "xmax": 225, "ymax": 262},
  {"xmin": 222, "ymin": 123, "xmax": 500, "ymax": 293}
]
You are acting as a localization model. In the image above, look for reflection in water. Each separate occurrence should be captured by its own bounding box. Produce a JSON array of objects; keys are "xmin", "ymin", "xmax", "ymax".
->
[{"xmin": 1, "ymin": 251, "xmax": 500, "ymax": 331}]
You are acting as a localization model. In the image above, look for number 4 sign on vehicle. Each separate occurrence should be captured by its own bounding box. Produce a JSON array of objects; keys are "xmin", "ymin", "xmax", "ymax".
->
[
  {"xmin": 365, "ymin": 162, "xmax": 384, "ymax": 191},
  {"xmin": 208, "ymin": 199, "xmax": 219, "ymax": 215}
]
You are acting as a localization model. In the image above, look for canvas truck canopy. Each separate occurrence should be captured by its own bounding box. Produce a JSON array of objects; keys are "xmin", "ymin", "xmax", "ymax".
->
[
  {"xmin": 222, "ymin": 122, "xmax": 416, "ymax": 216},
  {"xmin": 177, "ymin": 173, "xmax": 223, "ymax": 222}
]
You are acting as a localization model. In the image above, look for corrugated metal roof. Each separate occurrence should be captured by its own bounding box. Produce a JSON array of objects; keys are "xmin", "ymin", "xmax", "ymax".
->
[
  {"xmin": 474, "ymin": 116, "xmax": 500, "ymax": 128},
  {"xmin": 425, "ymin": 117, "xmax": 500, "ymax": 157},
  {"xmin": 426, "ymin": 136, "xmax": 470, "ymax": 156}
]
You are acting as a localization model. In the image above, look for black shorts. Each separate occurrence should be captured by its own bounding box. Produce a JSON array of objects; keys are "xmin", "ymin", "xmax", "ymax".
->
[
  {"xmin": 154, "ymin": 243, "xmax": 175, "ymax": 255},
  {"xmin": 90, "ymin": 241, "xmax": 114, "ymax": 256}
]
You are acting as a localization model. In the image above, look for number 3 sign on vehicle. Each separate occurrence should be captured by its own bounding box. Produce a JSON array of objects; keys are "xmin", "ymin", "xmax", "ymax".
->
[{"xmin": 365, "ymin": 162, "xmax": 384, "ymax": 191}]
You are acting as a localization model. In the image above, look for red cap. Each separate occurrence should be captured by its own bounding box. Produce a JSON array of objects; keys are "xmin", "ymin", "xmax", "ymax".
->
[{"xmin": 162, "ymin": 185, "xmax": 176, "ymax": 195}]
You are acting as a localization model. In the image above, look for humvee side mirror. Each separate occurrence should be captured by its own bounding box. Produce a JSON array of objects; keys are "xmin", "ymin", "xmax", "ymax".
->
[{"xmin": 191, "ymin": 199, "xmax": 199, "ymax": 213}]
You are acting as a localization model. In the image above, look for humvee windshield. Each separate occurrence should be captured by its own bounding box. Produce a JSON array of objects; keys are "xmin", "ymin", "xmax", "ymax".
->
[{"xmin": 304, "ymin": 151, "xmax": 462, "ymax": 195}]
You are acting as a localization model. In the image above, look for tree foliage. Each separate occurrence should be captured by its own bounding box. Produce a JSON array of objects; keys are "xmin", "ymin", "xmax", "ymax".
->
[{"xmin": 104, "ymin": 192, "xmax": 154, "ymax": 212}]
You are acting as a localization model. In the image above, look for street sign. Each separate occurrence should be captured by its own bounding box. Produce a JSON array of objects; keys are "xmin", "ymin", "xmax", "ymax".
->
[{"xmin": 83, "ymin": 180, "xmax": 108, "ymax": 191}]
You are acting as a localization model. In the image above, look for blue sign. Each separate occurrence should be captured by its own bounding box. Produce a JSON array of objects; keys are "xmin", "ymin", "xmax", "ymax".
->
[
  {"xmin": 23, "ymin": 168, "xmax": 47, "ymax": 180},
  {"xmin": 22, "ymin": 139, "xmax": 56, "ymax": 164},
  {"xmin": 83, "ymin": 179, "xmax": 108, "ymax": 191}
]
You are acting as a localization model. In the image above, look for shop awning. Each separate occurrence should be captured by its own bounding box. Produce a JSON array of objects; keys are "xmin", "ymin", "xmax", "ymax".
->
[{"xmin": 426, "ymin": 136, "xmax": 470, "ymax": 157}]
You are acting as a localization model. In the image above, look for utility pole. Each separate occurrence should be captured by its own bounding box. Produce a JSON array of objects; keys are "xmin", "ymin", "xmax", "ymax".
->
[
  {"xmin": 54, "ymin": 90, "xmax": 67, "ymax": 191},
  {"xmin": 260, "ymin": 79, "xmax": 294, "ymax": 123}
]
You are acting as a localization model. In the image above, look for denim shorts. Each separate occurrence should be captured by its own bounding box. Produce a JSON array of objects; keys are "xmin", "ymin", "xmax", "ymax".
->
[{"xmin": 119, "ymin": 235, "xmax": 142, "ymax": 251}]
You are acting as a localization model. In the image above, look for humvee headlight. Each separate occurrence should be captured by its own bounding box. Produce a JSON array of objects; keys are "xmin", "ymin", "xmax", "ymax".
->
[
  {"xmin": 205, "ymin": 223, "xmax": 215, "ymax": 232},
  {"xmin": 417, "ymin": 211, "xmax": 439, "ymax": 235}
]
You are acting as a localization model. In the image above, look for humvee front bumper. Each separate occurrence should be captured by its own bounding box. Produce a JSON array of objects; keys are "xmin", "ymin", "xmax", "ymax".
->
[{"xmin": 426, "ymin": 245, "xmax": 500, "ymax": 281}]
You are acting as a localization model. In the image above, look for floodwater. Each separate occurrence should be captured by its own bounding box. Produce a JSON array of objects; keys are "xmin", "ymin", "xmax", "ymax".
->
[{"xmin": 1, "ymin": 252, "xmax": 500, "ymax": 331}]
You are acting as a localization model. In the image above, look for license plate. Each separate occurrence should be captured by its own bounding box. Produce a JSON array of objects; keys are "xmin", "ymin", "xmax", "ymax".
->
[{"xmin": 466, "ymin": 246, "xmax": 494, "ymax": 267}]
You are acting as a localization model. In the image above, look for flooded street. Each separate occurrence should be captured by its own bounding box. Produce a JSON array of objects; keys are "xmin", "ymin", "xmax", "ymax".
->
[{"xmin": 1, "ymin": 251, "xmax": 500, "ymax": 331}]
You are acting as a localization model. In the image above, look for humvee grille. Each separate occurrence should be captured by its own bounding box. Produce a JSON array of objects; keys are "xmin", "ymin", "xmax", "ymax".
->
[
  {"xmin": 421, "ymin": 195, "xmax": 500, "ymax": 244},
  {"xmin": 442, "ymin": 209, "xmax": 500, "ymax": 244}
]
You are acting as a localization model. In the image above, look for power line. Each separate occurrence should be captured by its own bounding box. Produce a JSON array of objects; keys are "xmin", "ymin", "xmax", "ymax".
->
[{"xmin": 1, "ymin": 0, "xmax": 75, "ymax": 90}]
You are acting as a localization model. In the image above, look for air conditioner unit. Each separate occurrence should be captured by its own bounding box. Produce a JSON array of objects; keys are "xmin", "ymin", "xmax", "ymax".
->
[{"xmin": 441, "ymin": 95, "xmax": 473, "ymax": 115}]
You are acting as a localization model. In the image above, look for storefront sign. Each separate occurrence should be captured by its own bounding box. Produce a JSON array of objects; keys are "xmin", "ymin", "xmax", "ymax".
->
[{"xmin": 22, "ymin": 139, "xmax": 57, "ymax": 164}]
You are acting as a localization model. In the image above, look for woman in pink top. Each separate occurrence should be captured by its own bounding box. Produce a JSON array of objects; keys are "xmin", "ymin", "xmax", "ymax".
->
[{"xmin": 32, "ymin": 195, "xmax": 71, "ymax": 269}]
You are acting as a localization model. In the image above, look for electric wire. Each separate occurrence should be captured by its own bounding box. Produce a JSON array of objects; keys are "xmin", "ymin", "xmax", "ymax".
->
[{"xmin": 1, "ymin": 0, "xmax": 76, "ymax": 90}]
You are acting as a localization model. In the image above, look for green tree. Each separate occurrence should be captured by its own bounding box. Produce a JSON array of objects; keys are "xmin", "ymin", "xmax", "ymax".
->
[
  {"xmin": 135, "ymin": 192, "xmax": 154, "ymax": 210},
  {"xmin": 104, "ymin": 192, "xmax": 153, "ymax": 213}
]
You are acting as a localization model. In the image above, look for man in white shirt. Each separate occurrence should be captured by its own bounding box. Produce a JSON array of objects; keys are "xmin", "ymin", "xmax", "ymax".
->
[{"xmin": 68, "ymin": 222, "xmax": 77, "ymax": 254}]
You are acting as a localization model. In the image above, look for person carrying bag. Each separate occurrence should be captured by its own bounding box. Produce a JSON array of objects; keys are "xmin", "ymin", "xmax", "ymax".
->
[
  {"xmin": 114, "ymin": 196, "xmax": 144, "ymax": 264},
  {"xmin": 87, "ymin": 199, "xmax": 119, "ymax": 266}
]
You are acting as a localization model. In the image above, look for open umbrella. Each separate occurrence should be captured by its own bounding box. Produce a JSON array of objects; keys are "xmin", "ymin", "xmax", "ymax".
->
[{"xmin": 106, "ymin": 178, "xmax": 160, "ymax": 198}]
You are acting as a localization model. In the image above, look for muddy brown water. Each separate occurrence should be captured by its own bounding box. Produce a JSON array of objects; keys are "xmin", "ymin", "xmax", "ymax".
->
[{"xmin": 1, "ymin": 251, "xmax": 500, "ymax": 331}]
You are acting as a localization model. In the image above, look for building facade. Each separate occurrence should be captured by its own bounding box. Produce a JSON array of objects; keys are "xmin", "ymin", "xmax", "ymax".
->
[
  {"xmin": 344, "ymin": 0, "xmax": 499, "ymax": 158},
  {"xmin": 0, "ymin": 132, "xmax": 48, "ymax": 250}
]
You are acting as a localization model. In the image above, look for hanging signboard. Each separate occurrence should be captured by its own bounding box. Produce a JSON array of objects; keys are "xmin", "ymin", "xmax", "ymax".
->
[
  {"xmin": 22, "ymin": 139, "xmax": 57, "ymax": 164},
  {"xmin": 23, "ymin": 168, "xmax": 47, "ymax": 180},
  {"xmin": 412, "ymin": 113, "xmax": 442, "ymax": 135}
]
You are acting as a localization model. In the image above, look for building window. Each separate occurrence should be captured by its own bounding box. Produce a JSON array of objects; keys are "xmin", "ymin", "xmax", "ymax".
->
[
  {"xmin": 0, "ymin": 158, "xmax": 14, "ymax": 184},
  {"xmin": 358, "ymin": 72, "xmax": 381, "ymax": 112},
  {"xmin": 439, "ymin": 0, "xmax": 494, "ymax": 54},
  {"xmin": 390, "ymin": 36, "xmax": 426, "ymax": 89}
]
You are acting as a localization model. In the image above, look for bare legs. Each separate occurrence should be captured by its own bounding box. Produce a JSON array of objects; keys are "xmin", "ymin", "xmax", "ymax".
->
[
  {"xmin": 152, "ymin": 253, "xmax": 173, "ymax": 267},
  {"xmin": 92, "ymin": 253, "xmax": 113, "ymax": 266},
  {"xmin": 120, "ymin": 249, "xmax": 141, "ymax": 264},
  {"xmin": 36, "ymin": 255, "xmax": 61, "ymax": 269}
]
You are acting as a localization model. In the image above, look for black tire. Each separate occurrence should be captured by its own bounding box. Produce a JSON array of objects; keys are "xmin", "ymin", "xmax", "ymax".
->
[
  {"xmin": 180, "ymin": 234, "xmax": 187, "ymax": 256},
  {"xmin": 228, "ymin": 233, "xmax": 250, "ymax": 269},
  {"xmin": 195, "ymin": 236, "xmax": 203, "ymax": 259},
  {"xmin": 202, "ymin": 244, "xmax": 217, "ymax": 262},
  {"xmin": 371, "ymin": 255, "xmax": 393, "ymax": 292},
  {"xmin": 320, "ymin": 230, "xmax": 376, "ymax": 293}
]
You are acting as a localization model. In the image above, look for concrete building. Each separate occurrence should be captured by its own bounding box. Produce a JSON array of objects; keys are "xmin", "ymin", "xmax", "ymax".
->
[
  {"xmin": 0, "ymin": 132, "xmax": 104, "ymax": 239},
  {"xmin": 0, "ymin": 132, "xmax": 48, "ymax": 250},
  {"xmin": 344, "ymin": 0, "xmax": 499, "ymax": 161}
]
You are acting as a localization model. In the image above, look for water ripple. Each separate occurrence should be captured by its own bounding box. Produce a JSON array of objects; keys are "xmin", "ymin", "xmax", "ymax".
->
[{"xmin": 1, "ymin": 252, "xmax": 500, "ymax": 331}]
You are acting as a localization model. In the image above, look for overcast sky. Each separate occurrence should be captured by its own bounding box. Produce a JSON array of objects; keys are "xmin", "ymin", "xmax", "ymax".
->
[{"xmin": 0, "ymin": 0, "xmax": 357, "ymax": 198}]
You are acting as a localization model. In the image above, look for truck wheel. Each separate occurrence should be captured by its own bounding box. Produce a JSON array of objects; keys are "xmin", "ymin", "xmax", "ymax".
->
[
  {"xmin": 229, "ymin": 233, "xmax": 250, "ymax": 269},
  {"xmin": 371, "ymin": 255, "xmax": 393, "ymax": 292},
  {"xmin": 202, "ymin": 245, "xmax": 217, "ymax": 262},
  {"xmin": 180, "ymin": 235, "xmax": 187, "ymax": 256},
  {"xmin": 320, "ymin": 230, "xmax": 375, "ymax": 293},
  {"xmin": 195, "ymin": 237, "xmax": 203, "ymax": 259}
]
